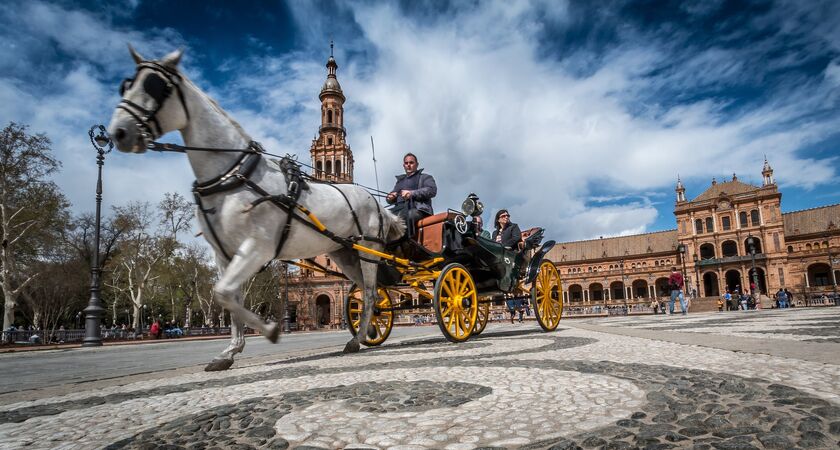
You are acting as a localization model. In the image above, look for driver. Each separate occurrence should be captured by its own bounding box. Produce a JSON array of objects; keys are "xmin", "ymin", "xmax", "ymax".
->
[{"xmin": 386, "ymin": 153, "xmax": 437, "ymax": 236}]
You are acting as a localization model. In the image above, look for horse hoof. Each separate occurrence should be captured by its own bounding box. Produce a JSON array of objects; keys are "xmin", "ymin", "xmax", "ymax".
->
[
  {"xmin": 266, "ymin": 322, "xmax": 280, "ymax": 344},
  {"xmin": 367, "ymin": 324, "xmax": 378, "ymax": 340},
  {"xmin": 343, "ymin": 340, "xmax": 360, "ymax": 354},
  {"xmin": 204, "ymin": 359, "xmax": 234, "ymax": 372}
]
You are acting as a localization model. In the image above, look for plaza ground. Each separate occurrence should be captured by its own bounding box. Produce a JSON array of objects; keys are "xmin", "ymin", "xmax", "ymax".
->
[{"xmin": 1, "ymin": 308, "xmax": 838, "ymax": 449}]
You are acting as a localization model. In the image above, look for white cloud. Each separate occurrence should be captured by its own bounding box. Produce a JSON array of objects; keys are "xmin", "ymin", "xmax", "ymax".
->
[{"xmin": 2, "ymin": 0, "xmax": 839, "ymax": 246}]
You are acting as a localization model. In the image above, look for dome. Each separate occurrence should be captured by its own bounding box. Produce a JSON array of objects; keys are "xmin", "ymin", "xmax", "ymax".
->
[{"xmin": 322, "ymin": 77, "xmax": 342, "ymax": 92}]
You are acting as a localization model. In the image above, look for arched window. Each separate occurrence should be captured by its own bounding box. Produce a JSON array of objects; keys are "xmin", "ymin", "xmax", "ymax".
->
[
  {"xmin": 695, "ymin": 219, "xmax": 703, "ymax": 234},
  {"xmin": 705, "ymin": 217, "xmax": 714, "ymax": 232},
  {"xmin": 750, "ymin": 209, "xmax": 760, "ymax": 226},
  {"xmin": 325, "ymin": 160, "xmax": 332, "ymax": 174},
  {"xmin": 721, "ymin": 216, "xmax": 731, "ymax": 230},
  {"xmin": 315, "ymin": 160, "xmax": 323, "ymax": 174},
  {"xmin": 700, "ymin": 243, "xmax": 715, "ymax": 259},
  {"xmin": 721, "ymin": 240, "xmax": 738, "ymax": 257},
  {"xmin": 654, "ymin": 261, "xmax": 659, "ymax": 266},
  {"xmin": 806, "ymin": 243, "xmax": 812, "ymax": 250},
  {"xmin": 335, "ymin": 160, "xmax": 342, "ymax": 175},
  {"xmin": 327, "ymin": 109, "xmax": 333, "ymax": 123},
  {"xmin": 787, "ymin": 245, "xmax": 793, "ymax": 253},
  {"xmin": 739, "ymin": 211, "xmax": 748, "ymax": 227},
  {"xmin": 327, "ymin": 137, "xmax": 333, "ymax": 145}
]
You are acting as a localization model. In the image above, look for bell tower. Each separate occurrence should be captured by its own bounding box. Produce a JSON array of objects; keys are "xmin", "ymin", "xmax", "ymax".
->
[
  {"xmin": 310, "ymin": 42, "xmax": 353, "ymax": 183},
  {"xmin": 675, "ymin": 176, "xmax": 686, "ymax": 203},
  {"xmin": 762, "ymin": 157, "xmax": 775, "ymax": 186}
]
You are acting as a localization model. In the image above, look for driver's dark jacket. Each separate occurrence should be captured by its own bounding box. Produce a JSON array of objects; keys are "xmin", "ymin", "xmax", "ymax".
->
[
  {"xmin": 492, "ymin": 223, "xmax": 522, "ymax": 249},
  {"xmin": 387, "ymin": 169, "xmax": 437, "ymax": 215}
]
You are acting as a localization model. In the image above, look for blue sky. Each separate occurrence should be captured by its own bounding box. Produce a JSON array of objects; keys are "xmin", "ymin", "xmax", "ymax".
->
[{"xmin": 2, "ymin": 0, "xmax": 839, "ymax": 242}]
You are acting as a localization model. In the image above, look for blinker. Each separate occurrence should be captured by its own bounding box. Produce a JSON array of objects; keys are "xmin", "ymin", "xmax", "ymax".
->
[
  {"xmin": 119, "ymin": 78, "xmax": 134, "ymax": 96},
  {"xmin": 143, "ymin": 73, "xmax": 171, "ymax": 104}
]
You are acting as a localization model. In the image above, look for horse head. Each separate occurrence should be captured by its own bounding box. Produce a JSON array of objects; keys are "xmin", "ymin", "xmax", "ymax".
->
[{"xmin": 107, "ymin": 45, "xmax": 190, "ymax": 153}]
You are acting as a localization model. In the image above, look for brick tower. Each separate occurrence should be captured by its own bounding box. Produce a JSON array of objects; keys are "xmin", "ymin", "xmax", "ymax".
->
[{"xmin": 310, "ymin": 43, "xmax": 353, "ymax": 183}]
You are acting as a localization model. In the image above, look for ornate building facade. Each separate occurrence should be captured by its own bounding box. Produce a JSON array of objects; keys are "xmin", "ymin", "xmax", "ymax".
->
[{"xmin": 550, "ymin": 161, "xmax": 840, "ymax": 309}]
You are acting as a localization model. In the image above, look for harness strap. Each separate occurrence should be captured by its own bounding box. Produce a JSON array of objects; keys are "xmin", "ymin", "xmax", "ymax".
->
[
  {"xmin": 327, "ymin": 184, "xmax": 363, "ymax": 235},
  {"xmin": 194, "ymin": 148, "xmax": 261, "ymax": 197},
  {"xmin": 193, "ymin": 191, "xmax": 231, "ymax": 261}
]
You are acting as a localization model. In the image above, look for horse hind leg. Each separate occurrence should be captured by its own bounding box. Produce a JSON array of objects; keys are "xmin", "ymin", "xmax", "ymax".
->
[{"xmin": 343, "ymin": 257, "xmax": 379, "ymax": 354}]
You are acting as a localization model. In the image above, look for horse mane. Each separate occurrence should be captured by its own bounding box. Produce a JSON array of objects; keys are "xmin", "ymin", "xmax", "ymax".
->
[{"xmin": 173, "ymin": 65, "xmax": 252, "ymax": 141}]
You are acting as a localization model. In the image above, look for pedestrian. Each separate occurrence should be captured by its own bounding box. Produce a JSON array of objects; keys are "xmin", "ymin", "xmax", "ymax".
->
[
  {"xmin": 150, "ymin": 320, "xmax": 160, "ymax": 339},
  {"xmin": 776, "ymin": 288, "xmax": 788, "ymax": 308},
  {"xmin": 716, "ymin": 297, "xmax": 724, "ymax": 312},
  {"xmin": 651, "ymin": 298, "xmax": 660, "ymax": 314},
  {"xmin": 668, "ymin": 267, "xmax": 687, "ymax": 315}
]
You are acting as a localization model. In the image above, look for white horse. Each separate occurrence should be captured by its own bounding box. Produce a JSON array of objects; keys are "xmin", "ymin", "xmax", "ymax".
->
[{"xmin": 107, "ymin": 47, "xmax": 404, "ymax": 371}]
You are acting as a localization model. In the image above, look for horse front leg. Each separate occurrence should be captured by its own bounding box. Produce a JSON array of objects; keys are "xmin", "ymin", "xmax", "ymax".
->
[
  {"xmin": 214, "ymin": 238, "xmax": 280, "ymax": 341},
  {"xmin": 343, "ymin": 258, "xmax": 379, "ymax": 354},
  {"xmin": 205, "ymin": 307, "xmax": 246, "ymax": 372}
]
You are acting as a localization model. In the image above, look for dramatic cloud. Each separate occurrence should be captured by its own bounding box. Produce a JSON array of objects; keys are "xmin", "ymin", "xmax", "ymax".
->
[{"xmin": 1, "ymin": 0, "xmax": 839, "ymax": 244}]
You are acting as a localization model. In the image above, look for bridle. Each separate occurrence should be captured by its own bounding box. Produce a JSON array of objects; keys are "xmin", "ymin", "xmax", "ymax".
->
[{"xmin": 117, "ymin": 61, "xmax": 191, "ymax": 147}]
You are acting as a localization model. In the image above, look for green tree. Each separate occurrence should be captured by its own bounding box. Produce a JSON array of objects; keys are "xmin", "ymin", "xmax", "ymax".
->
[{"xmin": 1, "ymin": 122, "xmax": 69, "ymax": 330}]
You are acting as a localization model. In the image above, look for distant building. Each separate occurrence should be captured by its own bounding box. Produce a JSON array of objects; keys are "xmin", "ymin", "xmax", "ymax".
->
[{"xmin": 548, "ymin": 162, "xmax": 840, "ymax": 307}]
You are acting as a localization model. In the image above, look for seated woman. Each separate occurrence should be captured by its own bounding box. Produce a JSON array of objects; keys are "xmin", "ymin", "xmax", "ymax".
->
[{"xmin": 492, "ymin": 209, "xmax": 522, "ymax": 249}]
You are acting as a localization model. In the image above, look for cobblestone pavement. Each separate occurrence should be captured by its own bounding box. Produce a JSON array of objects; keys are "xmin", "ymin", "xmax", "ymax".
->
[{"xmin": 2, "ymin": 309, "xmax": 839, "ymax": 449}]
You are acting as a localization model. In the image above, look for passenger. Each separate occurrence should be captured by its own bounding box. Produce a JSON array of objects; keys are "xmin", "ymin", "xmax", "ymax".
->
[
  {"xmin": 386, "ymin": 153, "xmax": 437, "ymax": 237},
  {"xmin": 491, "ymin": 209, "xmax": 522, "ymax": 249}
]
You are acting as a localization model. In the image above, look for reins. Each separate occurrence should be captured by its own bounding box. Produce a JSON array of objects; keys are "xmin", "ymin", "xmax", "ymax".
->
[
  {"xmin": 146, "ymin": 141, "xmax": 390, "ymax": 197},
  {"xmin": 145, "ymin": 140, "xmax": 409, "ymax": 272}
]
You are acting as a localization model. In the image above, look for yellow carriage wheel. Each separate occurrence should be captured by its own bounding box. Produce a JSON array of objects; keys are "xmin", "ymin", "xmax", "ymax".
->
[
  {"xmin": 344, "ymin": 284, "xmax": 394, "ymax": 346},
  {"xmin": 531, "ymin": 260, "xmax": 563, "ymax": 331},
  {"xmin": 433, "ymin": 263, "xmax": 478, "ymax": 343},
  {"xmin": 472, "ymin": 302, "xmax": 490, "ymax": 336}
]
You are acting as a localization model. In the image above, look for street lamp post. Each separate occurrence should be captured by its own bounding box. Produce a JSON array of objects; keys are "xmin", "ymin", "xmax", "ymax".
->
[
  {"xmin": 826, "ymin": 232, "xmax": 838, "ymax": 296},
  {"xmin": 677, "ymin": 244, "xmax": 689, "ymax": 295},
  {"xmin": 282, "ymin": 263, "xmax": 291, "ymax": 333},
  {"xmin": 82, "ymin": 125, "xmax": 112, "ymax": 347},
  {"xmin": 693, "ymin": 253, "xmax": 701, "ymax": 297},
  {"xmin": 747, "ymin": 235, "xmax": 760, "ymax": 297}
]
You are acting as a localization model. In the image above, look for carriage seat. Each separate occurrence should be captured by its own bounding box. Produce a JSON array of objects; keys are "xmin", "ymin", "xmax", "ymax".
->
[
  {"xmin": 518, "ymin": 227, "xmax": 544, "ymax": 251},
  {"xmin": 416, "ymin": 212, "xmax": 458, "ymax": 253}
]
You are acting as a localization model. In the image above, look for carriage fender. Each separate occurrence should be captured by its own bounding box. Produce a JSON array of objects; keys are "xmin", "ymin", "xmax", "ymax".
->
[{"xmin": 525, "ymin": 240, "xmax": 556, "ymax": 285}]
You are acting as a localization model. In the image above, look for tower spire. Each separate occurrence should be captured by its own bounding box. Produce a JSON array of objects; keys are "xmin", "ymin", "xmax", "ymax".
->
[
  {"xmin": 762, "ymin": 156, "xmax": 774, "ymax": 186},
  {"xmin": 675, "ymin": 175, "xmax": 686, "ymax": 203},
  {"xmin": 311, "ymin": 44, "xmax": 352, "ymax": 183}
]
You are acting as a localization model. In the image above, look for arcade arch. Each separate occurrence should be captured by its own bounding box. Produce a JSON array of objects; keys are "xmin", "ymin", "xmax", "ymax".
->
[
  {"xmin": 631, "ymin": 279, "xmax": 649, "ymax": 298},
  {"xmin": 700, "ymin": 243, "xmax": 716, "ymax": 260},
  {"xmin": 703, "ymin": 272, "xmax": 720, "ymax": 297},
  {"xmin": 568, "ymin": 284, "xmax": 583, "ymax": 302},
  {"xmin": 588, "ymin": 283, "xmax": 604, "ymax": 301},
  {"xmin": 315, "ymin": 294, "xmax": 331, "ymax": 327}
]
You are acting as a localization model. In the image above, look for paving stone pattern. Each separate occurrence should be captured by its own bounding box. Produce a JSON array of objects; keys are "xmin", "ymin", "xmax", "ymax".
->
[{"xmin": 1, "ymin": 309, "xmax": 839, "ymax": 449}]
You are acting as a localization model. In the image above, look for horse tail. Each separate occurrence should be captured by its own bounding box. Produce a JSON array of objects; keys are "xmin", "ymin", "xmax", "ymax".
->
[{"xmin": 382, "ymin": 208, "xmax": 406, "ymax": 242}]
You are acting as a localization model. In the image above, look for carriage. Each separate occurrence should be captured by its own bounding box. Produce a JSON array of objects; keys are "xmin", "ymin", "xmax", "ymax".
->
[
  {"xmin": 109, "ymin": 47, "xmax": 563, "ymax": 370},
  {"xmin": 298, "ymin": 194, "xmax": 564, "ymax": 346}
]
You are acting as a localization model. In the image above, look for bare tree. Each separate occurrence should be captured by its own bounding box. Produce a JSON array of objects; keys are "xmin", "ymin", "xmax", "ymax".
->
[
  {"xmin": 1, "ymin": 122, "xmax": 69, "ymax": 330},
  {"xmin": 105, "ymin": 202, "xmax": 163, "ymax": 329}
]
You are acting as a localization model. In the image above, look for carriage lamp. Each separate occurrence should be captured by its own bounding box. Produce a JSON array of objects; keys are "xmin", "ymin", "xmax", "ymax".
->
[
  {"xmin": 461, "ymin": 193, "xmax": 484, "ymax": 217},
  {"xmin": 82, "ymin": 124, "xmax": 113, "ymax": 347}
]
